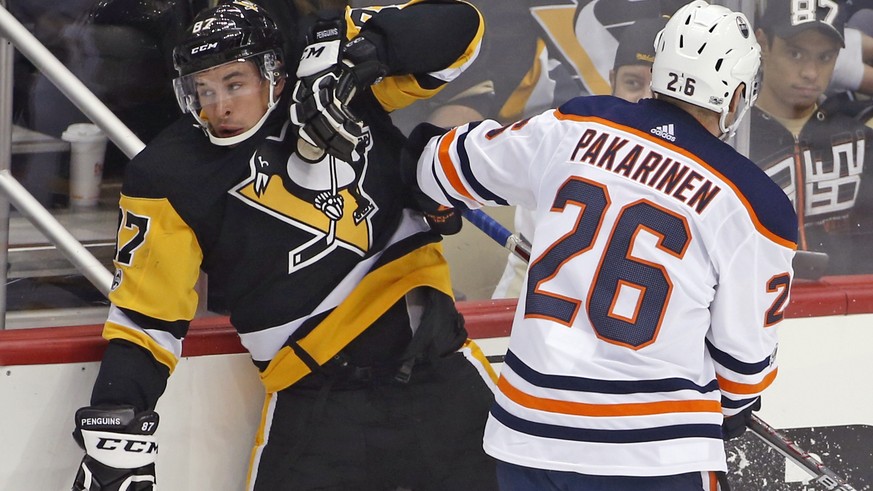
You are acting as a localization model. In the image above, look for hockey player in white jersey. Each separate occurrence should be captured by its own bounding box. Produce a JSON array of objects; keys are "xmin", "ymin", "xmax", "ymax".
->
[{"xmin": 403, "ymin": 1, "xmax": 797, "ymax": 489}]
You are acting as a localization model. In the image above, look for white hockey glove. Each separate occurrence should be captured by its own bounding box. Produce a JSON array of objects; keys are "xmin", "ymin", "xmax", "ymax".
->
[
  {"xmin": 290, "ymin": 16, "xmax": 388, "ymax": 162},
  {"xmin": 71, "ymin": 406, "xmax": 159, "ymax": 491}
]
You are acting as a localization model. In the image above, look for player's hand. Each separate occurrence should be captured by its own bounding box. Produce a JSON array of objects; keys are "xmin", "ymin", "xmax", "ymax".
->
[
  {"xmin": 722, "ymin": 397, "xmax": 761, "ymax": 440},
  {"xmin": 71, "ymin": 406, "xmax": 159, "ymax": 491},
  {"xmin": 290, "ymin": 16, "xmax": 387, "ymax": 162},
  {"xmin": 422, "ymin": 204, "xmax": 463, "ymax": 235},
  {"xmin": 399, "ymin": 123, "xmax": 463, "ymax": 235},
  {"xmin": 291, "ymin": 67, "xmax": 366, "ymax": 162}
]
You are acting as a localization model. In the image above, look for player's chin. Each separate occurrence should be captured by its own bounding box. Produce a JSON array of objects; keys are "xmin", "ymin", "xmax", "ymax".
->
[{"xmin": 790, "ymin": 90, "xmax": 823, "ymax": 107}]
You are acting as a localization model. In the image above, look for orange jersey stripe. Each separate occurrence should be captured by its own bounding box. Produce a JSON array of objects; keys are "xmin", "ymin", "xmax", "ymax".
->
[
  {"xmin": 437, "ymin": 128, "xmax": 477, "ymax": 201},
  {"xmin": 717, "ymin": 368, "xmax": 778, "ymax": 395},
  {"xmin": 709, "ymin": 471, "xmax": 719, "ymax": 490},
  {"xmin": 498, "ymin": 377, "xmax": 722, "ymax": 417}
]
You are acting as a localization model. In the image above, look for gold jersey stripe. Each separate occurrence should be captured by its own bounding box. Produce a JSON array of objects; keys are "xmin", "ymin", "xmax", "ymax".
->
[
  {"xmin": 103, "ymin": 321, "xmax": 179, "ymax": 373},
  {"xmin": 260, "ymin": 243, "xmax": 453, "ymax": 393},
  {"xmin": 373, "ymin": 75, "xmax": 446, "ymax": 113},
  {"xmin": 369, "ymin": 0, "xmax": 485, "ymax": 112},
  {"xmin": 246, "ymin": 391, "xmax": 275, "ymax": 490},
  {"xmin": 462, "ymin": 338, "xmax": 498, "ymax": 385}
]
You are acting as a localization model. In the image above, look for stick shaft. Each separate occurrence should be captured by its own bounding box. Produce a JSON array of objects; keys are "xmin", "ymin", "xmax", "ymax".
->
[
  {"xmin": 748, "ymin": 415, "xmax": 857, "ymax": 490},
  {"xmin": 461, "ymin": 209, "xmax": 531, "ymax": 262}
]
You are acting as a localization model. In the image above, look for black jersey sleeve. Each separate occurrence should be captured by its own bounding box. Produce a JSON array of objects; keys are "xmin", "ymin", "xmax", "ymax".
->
[
  {"xmin": 90, "ymin": 339, "xmax": 170, "ymax": 412},
  {"xmin": 349, "ymin": 1, "xmax": 484, "ymax": 112},
  {"xmin": 359, "ymin": 1, "xmax": 482, "ymax": 76}
]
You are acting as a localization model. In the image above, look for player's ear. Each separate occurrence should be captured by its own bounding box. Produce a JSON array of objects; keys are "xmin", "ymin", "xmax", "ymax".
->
[
  {"xmin": 608, "ymin": 69, "xmax": 616, "ymax": 95},
  {"xmin": 755, "ymin": 29, "xmax": 769, "ymax": 60},
  {"xmin": 274, "ymin": 76, "xmax": 286, "ymax": 96},
  {"xmin": 729, "ymin": 83, "xmax": 745, "ymax": 113}
]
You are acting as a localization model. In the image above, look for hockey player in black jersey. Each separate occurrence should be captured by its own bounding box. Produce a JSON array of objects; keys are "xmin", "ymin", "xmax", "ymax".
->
[
  {"xmin": 70, "ymin": 1, "xmax": 497, "ymax": 490},
  {"xmin": 752, "ymin": 0, "xmax": 873, "ymax": 274}
]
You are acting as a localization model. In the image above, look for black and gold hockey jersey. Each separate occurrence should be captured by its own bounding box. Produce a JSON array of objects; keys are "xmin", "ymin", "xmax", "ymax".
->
[{"xmin": 91, "ymin": 0, "xmax": 484, "ymax": 411}]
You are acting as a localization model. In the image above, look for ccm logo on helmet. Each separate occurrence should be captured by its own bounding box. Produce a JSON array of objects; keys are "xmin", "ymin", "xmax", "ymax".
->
[
  {"xmin": 96, "ymin": 437, "xmax": 158, "ymax": 454},
  {"xmin": 191, "ymin": 42, "xmax": 218, "ymax": 55}
]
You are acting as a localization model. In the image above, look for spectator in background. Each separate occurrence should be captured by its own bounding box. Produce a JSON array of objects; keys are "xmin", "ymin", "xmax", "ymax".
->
[
  {"xmin": 830, "ymin": 0, "xmax": 873, "ymax": 96},
  {"xmin": 829, "ymin": 25, "xmax": 873, "ymax": 96},
  {"xmin": 18, "ymin": 1, "xmax": 204, "ymax": 175},
  {"xmin": 608, "ymin": 17, "xmax": 670, "ymax": 105},
  {"xmin": 493, "ymin": 16, "xmax": 669, "ymax": 298},
  {"xmin": 751, "ymin": 0, "xmax": 873, "ymax": 275},
  {"xmin": 569, "ymin": 0, "xmax": 685, "ymax": 95},
  {"xmin": 826, "ymin": 1, "xmax": 873, "ymax": 127}
]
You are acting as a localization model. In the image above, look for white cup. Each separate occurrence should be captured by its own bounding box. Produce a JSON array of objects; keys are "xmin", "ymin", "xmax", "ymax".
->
[{"xmin": 62, "ymin": 123, "xmax": 108, "ymax": 208}]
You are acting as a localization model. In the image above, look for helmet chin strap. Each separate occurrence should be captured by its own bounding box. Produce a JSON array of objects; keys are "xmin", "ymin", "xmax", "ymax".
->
[
  {"xmin": 718, "ymin": 90, "xmax": 752, "ymax": 142},
  {"xmin": 718, "ymin": 110, "xmax": 734, "ymax": 141},
  {"xmin": 206, "ymin": 104, "xmax": 276, "ymax": 146}
]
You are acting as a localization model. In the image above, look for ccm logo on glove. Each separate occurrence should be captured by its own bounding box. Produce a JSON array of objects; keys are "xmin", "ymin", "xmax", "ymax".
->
[{"xmin": 94, "ymin": 437, "xmax": 158, "ymax": 453}]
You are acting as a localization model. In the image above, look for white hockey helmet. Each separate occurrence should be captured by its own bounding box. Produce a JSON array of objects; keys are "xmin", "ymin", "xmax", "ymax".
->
[{"xmin": 651, "ymin": 0, "xmax": 760, "ymax": 139}]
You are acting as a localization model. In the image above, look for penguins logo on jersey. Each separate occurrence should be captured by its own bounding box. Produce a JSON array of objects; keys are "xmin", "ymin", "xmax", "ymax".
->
[{"xmin": 231, "ymin": 121, "xmax": 377, "ymax": 273}]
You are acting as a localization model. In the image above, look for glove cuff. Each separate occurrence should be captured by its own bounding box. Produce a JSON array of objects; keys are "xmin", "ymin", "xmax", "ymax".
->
[
  {"xmin": 297, "ymin": 17, "xmax": 346, "ymax": 78},
  {"xmin": 74, "ymin": 406, "xmax": 159, "ymax": 469}
]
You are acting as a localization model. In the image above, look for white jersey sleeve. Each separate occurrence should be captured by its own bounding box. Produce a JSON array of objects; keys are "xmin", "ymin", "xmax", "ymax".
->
[
  {"xmin": 415, "ymin": 111, "xmax": 564, "ymax": 212},
  {"xmin": 415, "ymin": 95, "xmax": 798, "ymax": 476}
]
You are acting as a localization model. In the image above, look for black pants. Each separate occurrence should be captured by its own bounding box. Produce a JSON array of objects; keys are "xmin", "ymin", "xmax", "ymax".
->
[{"xmin": 249, "ymin": 350, "xmax": 498, "ymax": 491}]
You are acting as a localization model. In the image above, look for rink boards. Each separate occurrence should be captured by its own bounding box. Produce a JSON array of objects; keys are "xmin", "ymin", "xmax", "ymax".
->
[{"xmin": 2, "ymin": 277, "xmax": 872, "ymax": 491}]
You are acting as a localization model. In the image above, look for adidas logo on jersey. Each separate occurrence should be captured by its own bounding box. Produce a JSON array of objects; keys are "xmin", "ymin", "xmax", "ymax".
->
[{"xmin": 650, "ymin": 124, "xmax": 676, "ymax": 142}]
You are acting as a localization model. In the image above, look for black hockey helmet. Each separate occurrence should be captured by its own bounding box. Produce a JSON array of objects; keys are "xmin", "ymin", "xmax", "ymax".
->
[
  {"xmin": 172, "ymin": 0, "xmax": 285, "ymax": 78},
  {"xmin": 172, "ymin": 1, "xmax": 287, "ymax": 146}
]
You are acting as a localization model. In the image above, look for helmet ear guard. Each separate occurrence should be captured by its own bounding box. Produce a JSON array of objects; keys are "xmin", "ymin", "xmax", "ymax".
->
[{"xmin": 651, "ymin": 0, "xmax": 761, "ymax": 140}]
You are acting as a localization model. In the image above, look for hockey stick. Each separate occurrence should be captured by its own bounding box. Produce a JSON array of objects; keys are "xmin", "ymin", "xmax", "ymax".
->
[
  {"xmin": 291, "ymin": 156, "xmax": 340, "ymax": 268},
  {"xmin": 747, "ymin": 415, "xmax": 858, "ymax": 491},
  {"xmin": 461, "ymin": 208, "xmax": 857, "ymax": 491}
]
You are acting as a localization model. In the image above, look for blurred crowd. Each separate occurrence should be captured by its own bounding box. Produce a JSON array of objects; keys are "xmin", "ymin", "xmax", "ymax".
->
[{"xmin": 6, "ymin": 0, "xmax": 873, "ymax": 282}]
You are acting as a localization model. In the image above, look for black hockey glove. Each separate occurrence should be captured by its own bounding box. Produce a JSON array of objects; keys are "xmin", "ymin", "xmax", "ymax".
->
[
  {"xmin": 401, "ymin": 123, "xmax": 463, "ymax": 235},
  {"xmin": 71, "ymin": 406, "xmax": 159, "ymax": 491},
  {"xmin": 722, "ymin": 397, "xmax": 761, "ymax": 440},
  {"xmin": 290, "ymin": 16, "xmax": 388, "ymax": 162}
]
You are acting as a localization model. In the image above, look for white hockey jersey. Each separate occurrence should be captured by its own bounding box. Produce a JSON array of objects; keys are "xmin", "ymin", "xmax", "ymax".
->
[{"xmin": 414, "ymin": 96, "xmax": 797, "ymax": 476}]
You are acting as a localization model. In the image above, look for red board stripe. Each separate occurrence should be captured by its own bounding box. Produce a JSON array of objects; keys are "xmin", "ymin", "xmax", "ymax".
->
[{"xmin": 2, "ymin": 276, "xmax": 872, "ymax": 366}]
